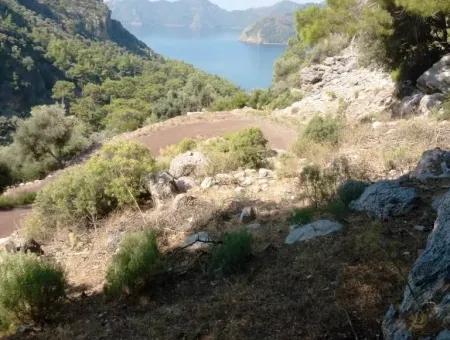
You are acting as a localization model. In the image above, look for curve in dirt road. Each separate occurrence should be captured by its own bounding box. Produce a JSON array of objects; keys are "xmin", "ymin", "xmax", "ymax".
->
[{"xmin": 0, "ymin": 112, "xmax": 298, "ymax": 238}]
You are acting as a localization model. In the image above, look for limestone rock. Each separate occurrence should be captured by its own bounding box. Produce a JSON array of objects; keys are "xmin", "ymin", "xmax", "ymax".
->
[
  {"xmin": 145, "ymin": 172, "xmax": 178, "ymax": 204},
  {"xmin": 417, "ymin": 54, "xmax": 450, "ymax": 94},
  {"xmin": 383, "ymin": 189, "xmax": 450, "ymax": 338},
  {"xmin": 182, "ymin": 232, "xmax": 211, "ymax": 250},
  {"xmin": 285, "ymin": 220, "xmax": 343, "ymax": 245},
  {"xmin": 392, "ymin": 92, "xmax": 423, "ymax": 117},
  {"xmin": 411, "ymin": 148, "xmax": 450, "ymax": 185},
  {"xmin": 418, "ymin": 93, "xmax": 446, "ymax": 116},
  {"xmin": 201, "ymin": 177, "xmax": 215, "ymax": 189},
  {"xmin": 169, "ymin": 151, "xmax": 208, "ymax": 178},
  {"xmin": 175, "ymin": 176, "xmax": 196, "ymax": 192},
  {"xmin": 350, "ymin": 181, "xmax": 418, "ymax": 219}
]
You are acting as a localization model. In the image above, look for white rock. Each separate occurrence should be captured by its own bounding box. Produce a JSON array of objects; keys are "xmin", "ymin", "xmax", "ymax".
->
[
  {"xmin": 201, "ymin": 177, "xmax": 215, "ymax": 189},
  {"xmin": 285, "ymin": 220, "xmax": 343, "ymax": 245}
]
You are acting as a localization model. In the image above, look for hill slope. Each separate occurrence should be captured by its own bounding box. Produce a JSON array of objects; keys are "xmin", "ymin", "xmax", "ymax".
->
[
  {"xmin": 0, "ymin": 0, "xmax": 241, "ymax": 143},
  {"xmin": 240, "ymin": 14, "xmax": 295, "ymax": 45}
]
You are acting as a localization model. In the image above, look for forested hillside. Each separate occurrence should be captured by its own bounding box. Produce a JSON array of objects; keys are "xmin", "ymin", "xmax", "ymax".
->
[
  {"xmin": 0, "ymin": 0, "xmax": 241, "ymax": 184},
  {"xmin": 240, "ymin": 14, "xmax": 295, "ymax": 45}
]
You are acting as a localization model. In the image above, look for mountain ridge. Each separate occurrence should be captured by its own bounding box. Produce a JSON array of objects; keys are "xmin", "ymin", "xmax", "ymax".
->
[{"xmin": 106, "ymin": 0, "xmax": 306, "ymax": 34}]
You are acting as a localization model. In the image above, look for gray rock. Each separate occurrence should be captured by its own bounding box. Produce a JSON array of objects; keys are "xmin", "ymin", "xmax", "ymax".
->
[
  {"xmin": 418, "ymin": 93, "xmax": 446, "ymax": 116},
  {"xmin": 0, "ymin": 237, "xmax": 16, "ymax": 253},
  {"xmin": 175, "ymin": 176, "xmax": 196, "ymax": 192},
  {"xmin": 240, "ymin": 207, "xmax": 256, "ymax": 224},
  {"xmin": 411, "ymin": 148, "xmax": 450, "ymax": 185},
  {"xmin": 350, "ymin": 181, "xmax": 418, "ymax": 220},
  {"xmin": 172, "ymin": 194, "xmax": 197, "ymax": 212},
  {"xmin": 392, "ymin": 92, "xmax": 424, "ymax": 117},
  {"xmin": 437, "ymin": 330, "xmax": 450, "ymax": 340},
  {"xmin": 417, "ymin": 54, "xmax": 450, "ymax": 94},
  {"xmin": 182, "ymin": 232, "xmax": 211, "ymax": 250},
  {"xmin": 382, "ymin": 305, "xmax": 413, "ymax": 340},
  {"xmin": 247, "ymin": 223, "xmax": 261, "ymax": 230},
  {"xmin": 285, "ymin": 220, "xmax": 343, "ymax": 245},
  {"xmin": 145, "ymin": 172, "xmax": 178, "ymax": 204},
  {"xmin": 169, "ymin": 151, "xmax": 208, "ymax": 178},
  {"xmin": 384, "ymin": 190, "xmax": 450, "ymax": 338},
  {"xmin": 258, "ymin": 168, "xmax": 272, "ymax": 178}
]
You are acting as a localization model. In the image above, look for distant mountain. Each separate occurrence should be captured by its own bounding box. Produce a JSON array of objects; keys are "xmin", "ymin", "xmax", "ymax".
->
[
  {"xmin": 106, "ymin": 0, "xmax": 305, "ymax": 34},
  {"xmin": 240, "ymin": 14, "xmax": 296, "ymax": 45}
]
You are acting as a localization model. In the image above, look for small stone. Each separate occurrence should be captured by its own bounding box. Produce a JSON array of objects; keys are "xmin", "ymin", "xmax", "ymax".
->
[
  {"xmin": 285, "ymin": 220, "xmax": 343, "ymax": 245},
  {"xmin": 258, "ymin": 168, "xmax": 272, "ymax": 178},
  {"xmin": 240, "ymin": 177, "xmax": 253, "ymax": 187},
  {"xmin": 182, "ymin": 232, "xmax": 211, "ymax": 250},
  {"xmin": 201, "ymin": 177, "xmax": 215, "ymax": 189},
  {"xmin": 414, "ymin": 225, "xmax": 426, "ymax": 232}
]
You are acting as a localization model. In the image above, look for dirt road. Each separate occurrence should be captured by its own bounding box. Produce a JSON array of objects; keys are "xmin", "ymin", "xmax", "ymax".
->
[{"xmin": 0, "ymin": 112, "xmax": 297, "ymax": 237}]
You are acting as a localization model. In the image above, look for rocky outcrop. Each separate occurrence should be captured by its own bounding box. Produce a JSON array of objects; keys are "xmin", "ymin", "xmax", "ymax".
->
[
  {"xmin": 350, "ymin": 181, "xmax": 418, "ymax": 220},
  {"xmin": 417, "ymin": 54, "xmax": 450, "ymax": 94},
  {"xmin": 285, "ymin": 220, "xmax": 343, "ymax": 245},
  {"xmin": 274, "ymin": 47, "xmax": 395, "ymax": 120},
  {"xmin": 169, "ymin": 152, "xmax": 208, "ymax": 178},
  {"xmin": 145, "ymin": 172, "xmax": 178, "ymax": 204},
  {"xmin": 383, "ymin": 189, "xmax": 450, "ymax": 339},
  {"xmin": 410, "ymin": 148, "xmax": 450, "ymax": 186}
]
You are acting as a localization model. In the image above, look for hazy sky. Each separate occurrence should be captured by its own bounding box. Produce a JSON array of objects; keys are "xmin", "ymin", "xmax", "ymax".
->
[
  {"xmin": 211, "ymin": 0, "xmax": 320, "ymax": 10},
  {"xmin": 144, "ymin": 0, "xmax": 321, "ymax": 11}
]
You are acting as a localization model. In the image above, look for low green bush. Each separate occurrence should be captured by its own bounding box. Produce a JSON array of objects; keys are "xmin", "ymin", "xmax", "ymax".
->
[
  {"xmin": 34, "ymin": 141, "xmax": 156, "ymax": 230},
  {"xmin": 323, "ymin": 199, "xmax": 348, "ymax": 221},
  {"xmin": 0, "ymin": 192, "xmax": 37, "ymax": 210},
  {"xmin": 0, "ymin": 253, "xmax": 66, "ymax": 330},
  {"xmin": 105, "ymin": 231, "xmax": 163, "ymax": 296},
  {"xmin": 203, "ymin": 128, "xmax": 269, "ymax": 174},
  {"xmin": 303, "ymin": 115, "xmax": 342, "ymax": 146},
  {"xmin": 300, "ymin": 164, "xmax": 340, "ymax": 207},
  {"xmin": 337, "ymin": 180, "xmax": 369, "ymax": 206},
  {"xmin": 289, "ymin": 207, "xmax": 314, "ymax": 225},
  {"xmin": 210, "ymin": 229, "xmax": 253, "ymax": 276}
]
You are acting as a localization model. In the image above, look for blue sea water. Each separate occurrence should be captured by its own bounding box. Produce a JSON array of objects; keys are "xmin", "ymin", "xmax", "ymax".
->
[{"xmin": 140, "ymin": 30, "xmax": 286, "ymax": 90}]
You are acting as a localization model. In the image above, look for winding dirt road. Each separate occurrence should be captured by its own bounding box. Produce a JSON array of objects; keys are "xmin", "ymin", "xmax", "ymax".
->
[{"xmin": 0, "ymin": 112, "xmax": 297, "ymax": 237}]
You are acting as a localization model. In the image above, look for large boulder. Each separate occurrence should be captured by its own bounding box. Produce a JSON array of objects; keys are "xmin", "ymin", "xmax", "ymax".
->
[
  {"xmin": 169, "ymin": 151, "xmax": 208, "ymax": 178},
  {"xmin": 350, "ymin": 181, "xmax": 418, "ymax": 220},
  {"xmin": 417, "ymin": 54, "xmax": 450, "ymax": 94},
  {"xmin": 145, "ymin": 172, "xmax": 178, "ymax": 204},
  {"xmin": 383, "ymin": 189, "xmax": 450, "ymax": 339},
  {"xmin": 285, "ymin": 220, "xmax": 343, "ymax": 245},
  {"xmin": 410, "ymin": 148, "xmax": 450, "ymax": 186},
  {"xmin": 392, "ymin": 92, "xmax": 424, "ymax": 117},
  {"xmin": 418, "ymin": 93, "xmax": 446, "ymax": 116}
]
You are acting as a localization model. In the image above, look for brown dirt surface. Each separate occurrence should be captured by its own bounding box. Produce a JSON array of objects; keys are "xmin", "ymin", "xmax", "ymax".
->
[
  {"xmin": 0, "ymin": 208, "xmax": 31, "ymax": 238},
  {"xmin": 0, "ymin": 111, "xmax": 297, "ymax": 238}
]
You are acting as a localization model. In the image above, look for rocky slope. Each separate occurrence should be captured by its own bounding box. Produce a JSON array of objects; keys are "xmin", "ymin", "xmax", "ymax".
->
[{"xmin": 274, "ymin": 47, "xmax": 449, "ymax": 121}]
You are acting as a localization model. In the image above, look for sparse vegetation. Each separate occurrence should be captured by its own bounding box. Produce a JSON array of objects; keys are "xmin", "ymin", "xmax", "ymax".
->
[
  {"xmin": 210, "ymin": 229, "xmax": 253, "ymax": 276},
  {"xmin": 32, "ymin": 141, "xmax": 155, "ymax": 232},
  {"xmin": 289, "ymin": 207, "xmax": 314, "ymax": 225},
  {"xmin": 0, "ymin": 192, "xmax": 36, "ymax": 210},
  {"xmin": 337, "ymin": 180, "xmax": 369, "ymax": 206},
  {"xmin": 105, "ymin": 231, "xmax": 163, "ymax": 297},
  {"xmin": 0, "ymin": 253, "xmax": 66, "ymax": 331},
  {"xmin": 203, "ymin": 128, "xmax": 269, "ymax": 174}
]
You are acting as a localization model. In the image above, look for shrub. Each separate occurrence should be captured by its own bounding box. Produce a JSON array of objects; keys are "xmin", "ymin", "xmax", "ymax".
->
[
  {"xmin": 160, "ymin": 138, "xmax": 198, "ymax": 160},
  {"xmin": 0, "ymin": 192, "xmax": 37, "ymax": 210},
  {"xmin": 203, "ymin": 128, "xmax": 269, "ymax": 174},
  {"xmin": 300, "ymin": 164, "xmax": 340, "ymax": 207},
  {"xmin": 0, "ymin": 162, "xmax": 12, "ymax": 193},
  {"xmin": 210, "ymin": 229, "xmax": 252, "ymax": 276},
  {"xmin": 105, "ymin": 231, "xmax": 163, "ymax": 296},
  {"xmin": 323, "ymin": 199, "xmax": 348, "ymax": 220},
  {"xmin": 34, "ymin": 141, "xmax": 156, "ymax": 230},
  {"xmin": 289, "ymin": 207, "xmax": 314, "ymax": 225},
  {"xmin": 337, "ymin": 180, "xmax": 369, "ymax": 206},
  {"xmin": 0, "ymin": 253, "xmax": 66, "ymax": 330},
  {"xmin": 303, "ymin": 115, "xmax": 342, "ymax": 145}
]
